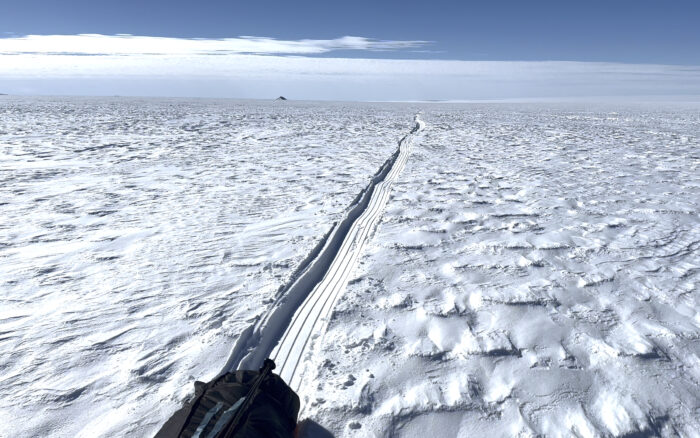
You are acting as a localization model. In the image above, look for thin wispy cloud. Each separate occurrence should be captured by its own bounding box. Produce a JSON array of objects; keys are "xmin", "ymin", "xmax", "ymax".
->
[{"xmin": 0, "ymin": 34, "xmax": 429, "ymax": 56}]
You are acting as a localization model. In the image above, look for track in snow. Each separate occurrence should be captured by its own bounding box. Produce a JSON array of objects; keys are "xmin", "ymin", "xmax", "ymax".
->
[{"xmin": 220, "ymin": 115, "xmax": 424, "ymax": 389}]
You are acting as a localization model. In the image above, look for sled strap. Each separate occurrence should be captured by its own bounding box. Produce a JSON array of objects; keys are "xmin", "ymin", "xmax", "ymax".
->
[
  {"xmin": 219, "ymin": 358, "xmax": 276, "ymax": 438},
  {"xmin": 175, "ymin": 373, "xmax": 230, "ymax": 438}
]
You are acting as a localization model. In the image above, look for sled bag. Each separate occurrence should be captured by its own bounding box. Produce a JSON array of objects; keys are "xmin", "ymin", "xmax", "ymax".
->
[{"xmin": 156, "ymin": 369, "xmax": 300, "ymax": 438}]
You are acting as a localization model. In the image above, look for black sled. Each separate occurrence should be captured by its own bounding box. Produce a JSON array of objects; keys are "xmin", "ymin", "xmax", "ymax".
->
[{"xmin": 156, "ymin": 359, "xmax": 300, "ymax": 438}]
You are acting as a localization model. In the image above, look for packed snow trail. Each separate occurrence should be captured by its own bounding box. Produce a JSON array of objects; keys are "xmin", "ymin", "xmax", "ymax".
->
[{"xmin": 221, "ymin": 115, "xmax": 424, "ymax": 389}]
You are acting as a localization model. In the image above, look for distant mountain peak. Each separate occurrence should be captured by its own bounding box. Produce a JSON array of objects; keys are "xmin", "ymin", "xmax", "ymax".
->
[{"xmin": 275, "ymin": 96, "xmax": 287, "ymax": 101}]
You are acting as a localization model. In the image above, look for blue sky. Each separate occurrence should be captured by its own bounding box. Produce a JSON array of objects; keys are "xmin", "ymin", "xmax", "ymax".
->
[
  {"xmin": 3, "ymin": 0, "xmax": 699, "ymax": 64},
  {"xmin": 1, "ymin": 0, "xmax": 699, "ymax": 99}
]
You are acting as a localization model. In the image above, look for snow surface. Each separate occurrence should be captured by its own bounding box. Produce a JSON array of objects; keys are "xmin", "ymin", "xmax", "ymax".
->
[
  {"xmin": 0, "ymin": 97, "xmax": 414, "ymax": 437},
  {"xmin": 1, "ymin": 98, "xmax": 699, "ymax": 438},
  {"xmin": 267, "ymin": 115, "xmax": 423, "ymax": 390},
  {"xmin": 299, "ymin": 103, "xmax": 700, "ymax": 437}
]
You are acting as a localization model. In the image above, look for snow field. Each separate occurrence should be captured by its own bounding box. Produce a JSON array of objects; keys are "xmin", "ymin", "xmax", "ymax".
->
[
  {"xmin": 1, "ymin": 99, "xmax": 698, "ymax": 437},
  {"xmin": 0, "ymin": 97, "xmax": 415, "ymax": 437},
  {"xmin": 300, "ymin": 103, "xmax": 700, "ymax": 437}
]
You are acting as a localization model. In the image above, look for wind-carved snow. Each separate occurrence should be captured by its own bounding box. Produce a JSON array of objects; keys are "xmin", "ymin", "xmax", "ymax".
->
[
  {"xmin": 301, "ymin": 103, "xmax": 700, "ymax": 437},
  {"xmin": 2, "ymin": 99, "xmax": 698, "ymax": 437},
  {"xmin": 0, "ymin": 97, "xmax": 416, "ymax": 437}
]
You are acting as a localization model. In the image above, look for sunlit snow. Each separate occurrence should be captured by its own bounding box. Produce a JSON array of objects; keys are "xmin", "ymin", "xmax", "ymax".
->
[
  {"xmin": 1, "ymin": 98, "xmax": 698, "ymax": 437},
  {"xmin": 0, "ymin": 97, "xmax": 413, "ymax": 436},
  {"xmin": 299, "ymin": 102, "xmax": 700, "ymax": 437}
]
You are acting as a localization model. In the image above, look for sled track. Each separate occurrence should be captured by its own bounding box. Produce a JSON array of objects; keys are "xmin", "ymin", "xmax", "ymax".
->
[{"xmin": 221, "ymin": 115, "xmax": 424, "ymax": 390}]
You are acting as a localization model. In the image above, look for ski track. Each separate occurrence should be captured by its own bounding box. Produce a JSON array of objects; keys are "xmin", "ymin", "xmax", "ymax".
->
[
  {"xmin": 301, "ymin": 104, "xmax": 700, "ymax": 437},
  {"xmin": 0, "ymin": 97, "xmax": 417, "ymax": 438},
  {"xmin": 222, "ymin": 115, "xmax": 425, "ymax": 389}
]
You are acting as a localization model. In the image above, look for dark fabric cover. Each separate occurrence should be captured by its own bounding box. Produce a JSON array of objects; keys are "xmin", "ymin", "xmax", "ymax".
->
[{"xmin": 155, "ymin": 370, "xmax": 299, "ymax": 438}]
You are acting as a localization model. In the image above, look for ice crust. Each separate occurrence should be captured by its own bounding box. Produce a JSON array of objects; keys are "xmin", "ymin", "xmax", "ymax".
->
[
  {"xmin": 0, "ymin": 97, "xmax": 414, "ymax": 437},
  {"xmin": 300, "ymin": 103, "xmax": 700, "ymax": 437}
]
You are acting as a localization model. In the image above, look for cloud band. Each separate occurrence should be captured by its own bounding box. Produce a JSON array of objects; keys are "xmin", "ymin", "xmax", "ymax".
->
[
  {"xmin": 0, "ymin": 34, "xmax": 429, "ymax": 56},
  {"xmin": 1, "ymin": 34, "xmax": 699, "ymax": 100}
]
